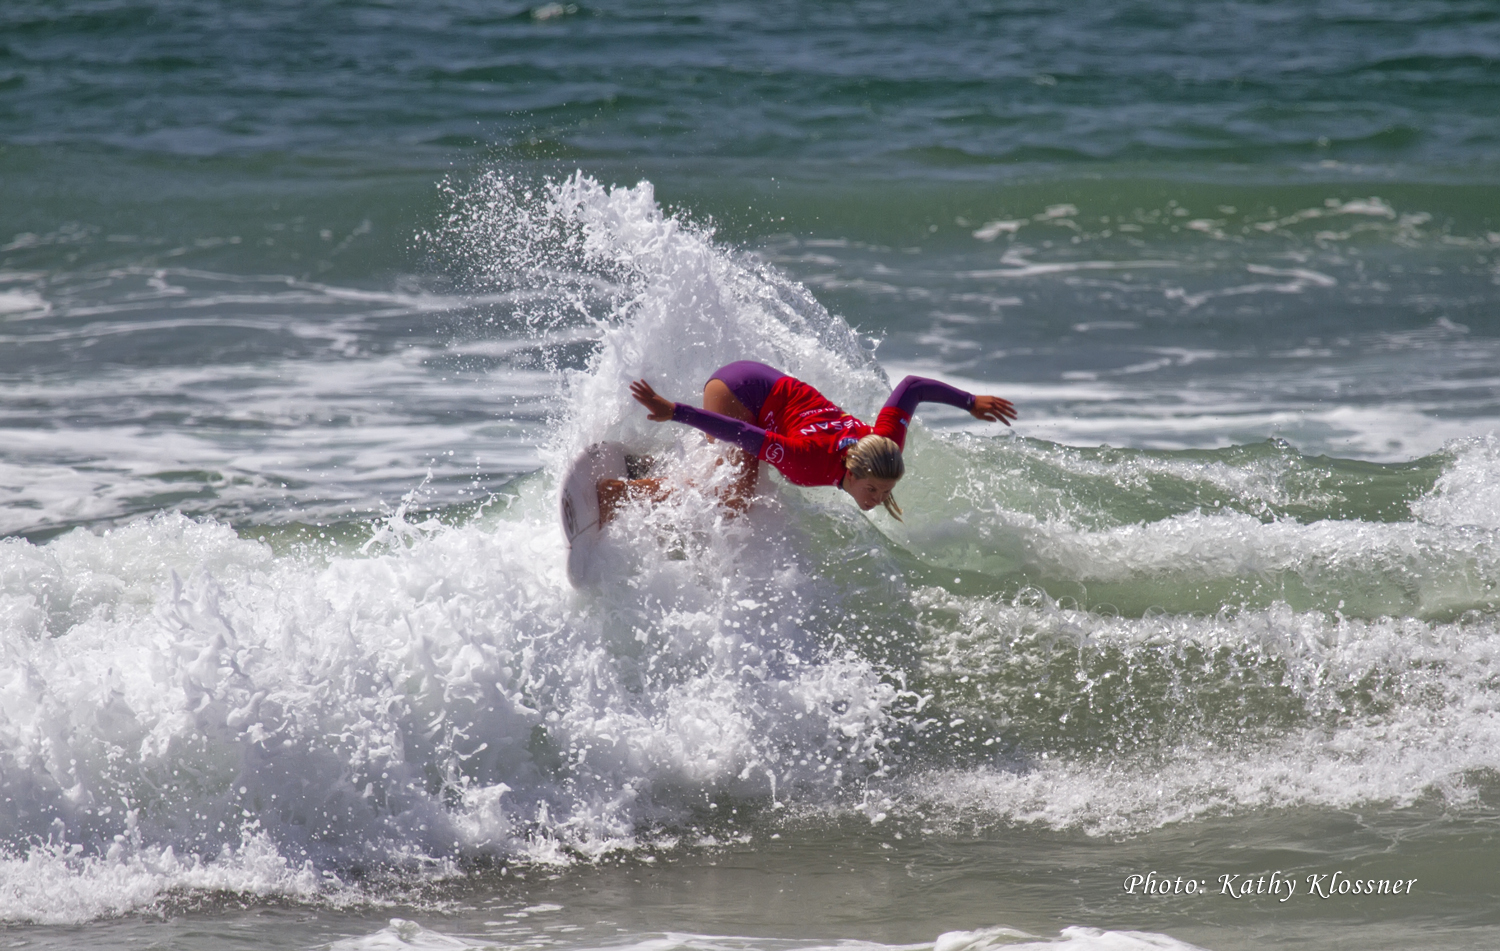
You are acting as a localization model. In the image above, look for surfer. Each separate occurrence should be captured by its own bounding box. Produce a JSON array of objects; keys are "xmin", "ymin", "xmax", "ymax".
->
[{"xmin": 604, "ymin": 361, "xmax": 1016, "ymax": 520}]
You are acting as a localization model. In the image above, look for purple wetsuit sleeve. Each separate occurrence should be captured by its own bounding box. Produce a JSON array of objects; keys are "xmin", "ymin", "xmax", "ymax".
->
[
  {"xmin": 883, "ymin": 376, "xmax": 976, "ymax": 415},
  {"xmin": 671, "ymin": 403, "xmax": 767, "ymax": 456}
]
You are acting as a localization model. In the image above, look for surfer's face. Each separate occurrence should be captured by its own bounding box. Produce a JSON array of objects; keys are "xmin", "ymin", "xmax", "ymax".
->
[{"xmin": 842, "ymin": 474, "xmax": 899, "ymax": 511}]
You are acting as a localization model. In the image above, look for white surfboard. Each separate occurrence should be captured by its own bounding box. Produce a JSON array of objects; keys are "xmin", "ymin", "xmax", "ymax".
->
[{"xmin": 560, "ymin": 441, "xmax": 630, "ymax": 587}]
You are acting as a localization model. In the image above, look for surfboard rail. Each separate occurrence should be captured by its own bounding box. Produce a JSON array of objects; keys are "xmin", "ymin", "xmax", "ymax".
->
[{"xmin": 560, "ymin": 441, "xmax": 630, "ymax": 587}]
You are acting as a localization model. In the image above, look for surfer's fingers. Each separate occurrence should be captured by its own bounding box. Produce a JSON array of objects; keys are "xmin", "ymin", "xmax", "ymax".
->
[
  {"xmin": 972, "ymin": 395, "xmax": 1017, "ymax": 425},
  {"xmin": 630, "ymin": 379, "xmax": 673, "ymax": 421},
  {"xmin": 630, "ymin": 380, "xmax": 658, "ymax": 405}
]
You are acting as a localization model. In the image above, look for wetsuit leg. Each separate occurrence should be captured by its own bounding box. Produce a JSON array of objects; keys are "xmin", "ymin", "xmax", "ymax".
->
[{"xmin": 701, "ymin": 361, "xmax": 782, "ymax": 514}]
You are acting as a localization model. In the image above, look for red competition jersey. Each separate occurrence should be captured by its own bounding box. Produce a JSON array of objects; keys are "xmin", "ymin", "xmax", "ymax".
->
[{"xmin": 753, "ymin": 377, "xmax": 909, "ymax": 486}]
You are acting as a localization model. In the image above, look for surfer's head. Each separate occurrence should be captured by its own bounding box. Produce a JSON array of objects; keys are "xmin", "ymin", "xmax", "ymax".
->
[{"xmin": 842, "ymin": 434, "xmax": 904, "ymax": 520}]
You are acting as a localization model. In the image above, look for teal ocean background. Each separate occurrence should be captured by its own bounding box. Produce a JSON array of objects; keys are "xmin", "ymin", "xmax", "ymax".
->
[{"xmin": 1, "ymin": 3, "xmax": 1498, "ymax": 949}]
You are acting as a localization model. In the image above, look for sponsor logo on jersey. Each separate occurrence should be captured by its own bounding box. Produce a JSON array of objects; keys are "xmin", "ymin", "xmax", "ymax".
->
[
  {"xmin": 765, "ymin": 441, "xmax": 785, "ymax": 464},
  {"xmin": 798, "ymin": 417, "xmax": 859, "ymax": 436},
  {"xmin": 836, "ymin": 436, "xmax": 858, "ymax": 452}
]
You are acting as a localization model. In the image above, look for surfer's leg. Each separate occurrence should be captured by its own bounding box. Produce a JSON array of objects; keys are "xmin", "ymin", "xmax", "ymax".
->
[
  {"xmin": 702, "ymin": 379, "xmax": 756, "ymax": 425},
  {"xmin": 712, "ymin": 452, "xmax": 757, "ymax": 516},
  {"xmin": 703, "ymin": 378, "xmax": 761, "ymax": 512},
  {"xmin": 598, "ymin": 477, "xmax": 668, "ymax": 525}
]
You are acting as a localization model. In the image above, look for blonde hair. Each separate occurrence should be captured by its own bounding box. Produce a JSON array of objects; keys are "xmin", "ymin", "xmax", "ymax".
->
[{"xmin": 844, "ymin": 434, "xmax": 905, "ymax": 520}]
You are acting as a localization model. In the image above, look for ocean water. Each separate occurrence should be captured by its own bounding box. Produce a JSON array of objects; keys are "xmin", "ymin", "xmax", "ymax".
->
[{"xmin": 2, "ymin": 2, "xmax": 1499, "ymax": 949}]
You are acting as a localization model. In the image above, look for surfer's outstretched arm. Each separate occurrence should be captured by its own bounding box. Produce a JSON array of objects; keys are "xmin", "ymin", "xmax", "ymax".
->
[
  {"xmin": 631, "ymin": 379, "xmax": 768, "ymax": 456},
  {"xmin": 873, "ymin": 375, "xmax": 1017, "ymax": 447},
  {"xmin": 885, "ymin": 375, "xmax": 1017, "ymax": 423}
]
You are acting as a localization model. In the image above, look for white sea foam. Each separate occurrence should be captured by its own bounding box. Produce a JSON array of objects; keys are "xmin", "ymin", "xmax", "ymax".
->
[
  {"xmin": 0, "ymin": 332, "xmax": 555, "ymax": 535},
  {"xmin": 536, "ymin": 173, "xmax": 888, "ymax": 469},
  {"xmin": 326, "ymin": 922, "xmax": 1207, "ymax": 951},
  {"xmin": 0, "ymin": 288, "xmax": 50, "ymax": 318},
  {"xmin": 900, "ymin": 588, "xmax": 1500, "ymax": 836},
  {"xmin": 0, "ymin": 499, "xmax": 902, "ymax": 921},
  {"xmin": 1413, "ymin": 434, "xmax": 1500, "ymax": 531}
]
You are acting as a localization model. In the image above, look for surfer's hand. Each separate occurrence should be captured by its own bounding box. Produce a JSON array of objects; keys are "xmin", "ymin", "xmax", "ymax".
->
[
  {"xmin": 631, "ymin": 379, "xmax": 675, "ymax": 422},
  {"xmin": 970, "ymin": 394, "xmax": 1017, "ymax": 426}
]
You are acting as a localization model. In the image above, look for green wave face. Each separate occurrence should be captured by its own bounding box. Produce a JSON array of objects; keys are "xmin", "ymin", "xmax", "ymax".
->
[{"xmin": 883, "ymin": 434, "xmax": 1494, "ymax": 618}]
